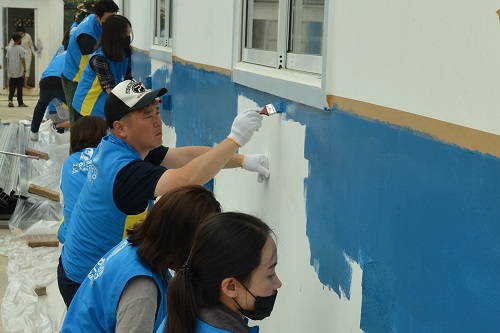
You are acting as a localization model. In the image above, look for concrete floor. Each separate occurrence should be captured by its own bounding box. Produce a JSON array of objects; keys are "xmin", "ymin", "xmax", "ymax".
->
[{"xmin": 0, "ymin": 228, "xmax": 10, "ymax": 333}]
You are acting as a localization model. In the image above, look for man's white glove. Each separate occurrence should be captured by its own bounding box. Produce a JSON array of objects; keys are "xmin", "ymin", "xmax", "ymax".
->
[
  {"xmin": 227, "ymin": 108, "xmax": 263, "ymax": 147},
  {"xmin": 243, "ymin": 154, "xmax": 270, "ymax": 183}
]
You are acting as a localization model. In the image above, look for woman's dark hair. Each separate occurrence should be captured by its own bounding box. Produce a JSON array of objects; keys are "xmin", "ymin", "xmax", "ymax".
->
[
  {"xmin": 62, "ymin": 28, "xmax": 71, "ymax": 50},
  {"xmin": 94, "ymin": 0, "xmax": 119, "ymax": 18},
  {"xmin": 96, "ymin": 15, "xmax": 132, "ymax": 61},
  {"xmin": 166, "ymin": 212, "xmax": 273, "ymax": 333},
  {"xmin": 15, "ymin": 26, "xmax": 25, "ymax": 33},
  {"xmin": 70, "ymin": 115, "xmax": 108, "ymax": 154},
  {"xmin": 128, "ymin": 185, "xmax": 221, "ymax": 280}
]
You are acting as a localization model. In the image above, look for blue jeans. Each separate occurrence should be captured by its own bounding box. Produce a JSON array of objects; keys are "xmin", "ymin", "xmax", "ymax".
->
[{"xmin": 30, "ymin": 87, "xmax": 67, "ymax": 133}]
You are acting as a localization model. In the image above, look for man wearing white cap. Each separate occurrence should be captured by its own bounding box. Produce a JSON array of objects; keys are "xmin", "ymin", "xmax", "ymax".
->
[{"xmin": 58, "ymin": 80, "xmax": 269, "ymax": 307}]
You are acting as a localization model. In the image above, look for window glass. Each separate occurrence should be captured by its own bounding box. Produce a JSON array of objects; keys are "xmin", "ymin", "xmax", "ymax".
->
[
  {"xmin": 289, "ymin": 0, "xmax": 324, "ymax": 55},
  {"xmin": 245, "ymin": 0, "xmax": 279, "ymax": 51}
]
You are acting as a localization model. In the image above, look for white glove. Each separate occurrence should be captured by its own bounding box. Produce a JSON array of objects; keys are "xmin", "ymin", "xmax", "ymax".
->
[
  {"xmin": 227, "ymin": 108, "xmax": 263, "ymax": 147},
  {"xmin": 243, "ymin": 154, "xmax": 270, "ymax": 183}
]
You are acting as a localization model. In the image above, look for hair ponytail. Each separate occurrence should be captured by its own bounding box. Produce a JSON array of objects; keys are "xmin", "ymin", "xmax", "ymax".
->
[{"xmin": 166, "ymin": 263, "xmax": 198, "ymax": 333}]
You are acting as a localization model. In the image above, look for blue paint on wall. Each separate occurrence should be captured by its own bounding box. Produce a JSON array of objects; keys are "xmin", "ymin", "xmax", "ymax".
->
[
  {"xmin": 131, "ymin": 49, "xmax": 151, "ymax": 83},
  {"xmin": 294, "ymin": 106, "xmax": 500, "ymax": 332},
  {"xmin": 154, "ymin": 61, "xmax": 500, "ymax": 333}
]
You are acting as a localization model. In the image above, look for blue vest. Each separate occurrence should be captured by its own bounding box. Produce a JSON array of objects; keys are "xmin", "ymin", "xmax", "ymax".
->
[
  {"xmin": 155, "ymin": 318, "xmax": 259, "ymax": 333},
  {"xmin": 42, "ymin": 51, "xmax": 66, "ymax": 80},
  {"xmin": 63, "ymin": 14, "xmax": 102, "ymax": 82},
  {"xmin": 72, "ymin": 47, "xmax": 130, "ymax": 118},
  {"xmin": 58, "ymin": 148, "xmax": 97, "ymax": 244},
  {"xmin": 61, "ymin": 239, "xmax": 168, "ymax": 332},
  {"xmin": 61, "ymin": 133, "xmax": 152, "ymax": 283}
]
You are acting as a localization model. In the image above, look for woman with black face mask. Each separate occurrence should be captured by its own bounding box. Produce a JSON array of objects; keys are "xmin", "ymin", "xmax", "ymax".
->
[
  {"xmin": 159, "ymin": 212, "xmax": 282, "ymax": 333},
  {"xmin": 71, "ymin": 14, "xmax": 134, "ymax": 122}
]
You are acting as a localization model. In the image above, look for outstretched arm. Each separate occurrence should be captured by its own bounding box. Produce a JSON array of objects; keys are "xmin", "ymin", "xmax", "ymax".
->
[{"xmin": 154, "ymin": 108, "xmax": 263, "ymax": 196}]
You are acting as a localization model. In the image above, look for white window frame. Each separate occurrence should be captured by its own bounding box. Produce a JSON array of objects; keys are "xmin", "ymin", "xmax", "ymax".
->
[
  {"xmin": 150, "ymin": 0, "xmax": 173, "ymax": 62},
  {"xmin": 233, "ymin": 0, "xmax": 329, "ymax": 110},
  {"xmin": 152, "ymin": 0, "xmax": 173, "ymax": 48},
  {"xmin": 242, "ymin": 0, "xmax": 323, "ymax": 74}
]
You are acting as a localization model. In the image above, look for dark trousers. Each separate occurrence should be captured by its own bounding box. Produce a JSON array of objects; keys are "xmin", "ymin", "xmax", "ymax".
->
[
  {"xmin": 61, "ymin": 75, "xmax": 81, "ymax": 128},
  {"xmin": 30, "ymin": 88, "xmax": 67, "ymax": 133},
  {"xmin": 8, "ymin": 77, "xmax": 24, "ymax": 105},
  {"xmin": 57, "ymin": 256, "xmax": 81, "ymax": 308}
]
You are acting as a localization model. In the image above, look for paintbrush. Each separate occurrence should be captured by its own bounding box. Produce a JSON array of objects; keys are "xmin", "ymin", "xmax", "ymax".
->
[{"xmin": 259, "ymin": 100, "xmax": 284, "ymax": 116}]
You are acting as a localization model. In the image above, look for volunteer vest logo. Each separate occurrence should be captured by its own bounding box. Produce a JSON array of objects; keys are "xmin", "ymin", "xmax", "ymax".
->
[
  {"xmin": 88, "ymin": 239, "xmax": 128, "ymax": 285},
  {"xmin": 71, "ymin": 148, "xmax": 95, "ymax": 174}
]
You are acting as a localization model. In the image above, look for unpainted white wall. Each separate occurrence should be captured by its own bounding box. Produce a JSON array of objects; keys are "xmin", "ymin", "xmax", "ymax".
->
[{"xmin": 328, "ymin": 0, "xmax": 500, "ymax": 134}]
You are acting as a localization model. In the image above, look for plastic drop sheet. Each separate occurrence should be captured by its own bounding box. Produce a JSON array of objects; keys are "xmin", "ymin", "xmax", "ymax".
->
[{"xmin": 1, "ymin": 119, "xmax": 69, "ymax": 332}]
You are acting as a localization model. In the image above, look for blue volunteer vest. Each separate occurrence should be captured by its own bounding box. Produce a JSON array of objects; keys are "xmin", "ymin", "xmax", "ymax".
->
[
  {"xmin": 155, "ymin": 318, "xmax": 259, "ymax": 333},
  {"xmin": 42, "ymin": 51, "xmax": 66, "ymax": 79},
  {"xmin": 72, "ymin": 47, "xmax": 130, "ymax": 118},
  {"xmin": 61, "ymin": 239, "xmax": 168, "ymax": 332},
  {"xmin": 58, "ymin": 148, "xmax": 96, "ymax": 244},
  {"xmin": 61, "ymin": 133, "xmax": 152, "ymax": 283},
  {"xmin": 63, "ymin": 14, "xmax": 102, "ymax": 82}
]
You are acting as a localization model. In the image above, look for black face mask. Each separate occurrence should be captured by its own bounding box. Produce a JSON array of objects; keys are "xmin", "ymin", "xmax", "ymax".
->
[{"xmin": 234, "ymin": 288, "xmax": 278, "ymax": 321}]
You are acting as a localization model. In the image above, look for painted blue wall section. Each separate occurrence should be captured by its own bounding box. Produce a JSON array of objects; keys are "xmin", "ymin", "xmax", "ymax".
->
[
  {"xmin": 157, "ymin": 62, "xmax": 500, "ymax": 332},
  {"xmin": 293, "ymin": 107, "xmax": 500, "ymax": 332},
  {"xmin": 131, "ymin": 49, "xmax": 151, "ymax": 83}
]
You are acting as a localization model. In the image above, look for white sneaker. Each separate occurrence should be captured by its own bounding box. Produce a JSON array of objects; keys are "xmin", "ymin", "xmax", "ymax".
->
[{"xmin": 30, "ymin": 131, "xmax": 39, "ymax": 141}]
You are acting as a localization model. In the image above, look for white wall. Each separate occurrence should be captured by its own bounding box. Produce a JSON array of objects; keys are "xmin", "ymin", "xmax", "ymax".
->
[
  {"xmin": 328, "ymin": 0, "xmax": 500, "ymax": 134},
  {"xmin": 174, "ymin": 0, "xmax": 234, "ymax": 69}
]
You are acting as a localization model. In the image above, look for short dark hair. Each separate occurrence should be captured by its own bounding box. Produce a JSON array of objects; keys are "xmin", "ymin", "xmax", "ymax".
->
[
  {"xmin": 166, "ymin": 212, "xmax": 274, "ymax": 333},
  {"xmin": 94, "ymin": 0, "xmax": 119, "ymax": 18},
  {"xmin": 15, "ymin": 26, "xmax": 25, "ymax": 33},
  {"xmin": 96, "ymin": 15, "xmax": 132, "ymax": 61},
  {"xmin": 11, "ymin": 32, "xmax": 22, "ymax": 43},
  {"xmin": 127, "ymin": 185, "xmax": 222, "ymax": 280},
  {"xmin": 70, "ymin": 115, "xmax": 108, "ymax": 154}
]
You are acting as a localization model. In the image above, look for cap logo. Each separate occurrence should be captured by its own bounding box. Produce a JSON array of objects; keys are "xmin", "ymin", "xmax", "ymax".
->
[{"xmin": 125, "ymin": 81, "xmax": 146, "ymax": 95}]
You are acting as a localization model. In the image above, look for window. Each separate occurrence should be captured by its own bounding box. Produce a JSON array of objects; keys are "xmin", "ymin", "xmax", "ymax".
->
[
  {"xmin": 242, "ymin": 0, "xmax": 324, "ymax": 74},
  {"xmin": 153, "ymin": 0, "xmax": 173, "ymax": 47}
]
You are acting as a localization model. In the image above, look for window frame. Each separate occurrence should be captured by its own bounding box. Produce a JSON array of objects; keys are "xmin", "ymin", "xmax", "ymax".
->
[
  {"xmin": 241, "ymin": 0, "xmax": 323, "ymax": 74},
  {"xmin": 150, "ymin": 0, "xmax": 173, "ymax": 62},
  {"xmin": 233, "ymin": 0, "xmax": 329, "ymax": 110},
  {"xmin": 152, "ymin": 0, "xmax": 173, "ymax": 48}
]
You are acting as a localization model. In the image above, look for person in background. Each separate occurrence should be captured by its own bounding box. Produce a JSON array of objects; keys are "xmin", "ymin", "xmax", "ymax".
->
[
  {"xmin": 72, "ymin": 15, "xmax": 133, "ymax": 120},
  {"xmin": 62, "ymin": 0, "xmax": 119, "ymax": 127},
  {"xmin": 61, "ymin": 185, "xmax": 221, "ymax": 333},
  {"xmin": 57, "ymin": 115, "xmax": 108, "ymax": 245},
  {"xmin": 160, "ymin": 212, "xmax": 282, "ymax": 333},
  {"xmin": 58, "ymin": 80, "xmax": 270, "ymax": 307},
  {"xmin": 29, "ymin": 51, "xmax": 68, "ymax": 141},
  {"xmin": 10, "ymin": 26, "xmax": 36, "ymax": 88},
  {"xmin": 6, "ymin": 32, "xmax": 27, "ymax": 108}
]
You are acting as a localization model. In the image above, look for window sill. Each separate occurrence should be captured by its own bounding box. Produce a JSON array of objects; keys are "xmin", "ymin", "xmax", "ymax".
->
[
  {"xmin": 232, "ymin": 62, "xmax": 325, "ymax": 110},
  {"xmin": 149, "ymin": 44, "xmax": 172, "ymax": 63}
]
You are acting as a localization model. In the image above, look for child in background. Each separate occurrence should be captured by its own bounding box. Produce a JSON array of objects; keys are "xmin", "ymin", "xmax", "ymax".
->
[{"xmin": 6, "ymin": 32, "xmax": 27, "ymax": 108}]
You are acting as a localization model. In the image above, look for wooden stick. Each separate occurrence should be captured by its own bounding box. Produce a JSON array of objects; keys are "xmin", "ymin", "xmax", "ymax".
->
[{"xmin": 0, "ymin": 150, "xmax": 39, "ymax": 159}]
